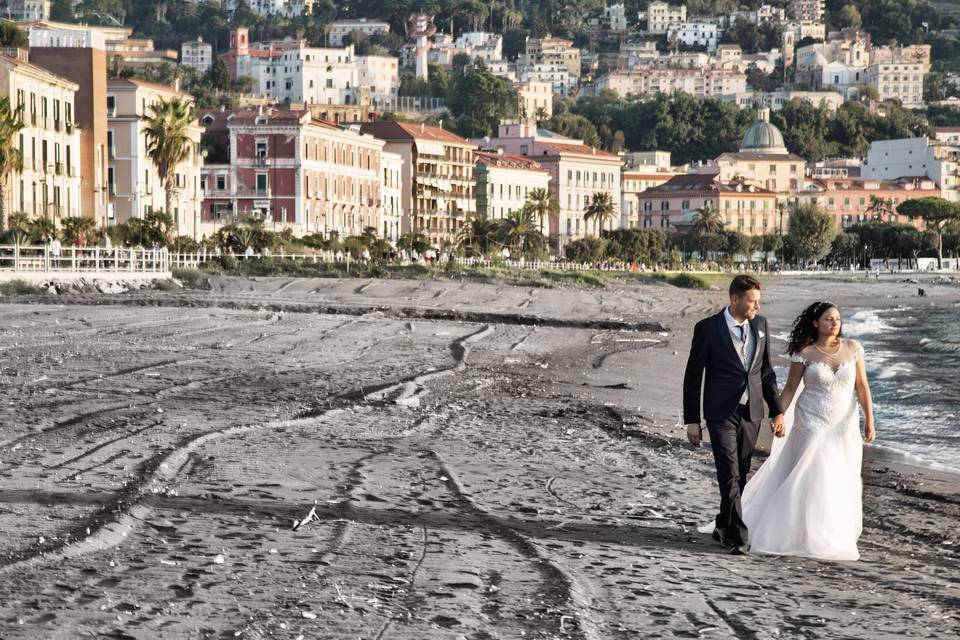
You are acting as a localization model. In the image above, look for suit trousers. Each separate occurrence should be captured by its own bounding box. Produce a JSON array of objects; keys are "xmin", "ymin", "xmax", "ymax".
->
[{"xmin": 706, "ymin": 404, "xmax": 760, "ymax": 546}]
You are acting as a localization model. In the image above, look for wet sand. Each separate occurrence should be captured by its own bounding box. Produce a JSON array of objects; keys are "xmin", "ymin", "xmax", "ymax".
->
[{"xmin": 0, "ymin": 273, "xmax": 958, "ymax": 639}]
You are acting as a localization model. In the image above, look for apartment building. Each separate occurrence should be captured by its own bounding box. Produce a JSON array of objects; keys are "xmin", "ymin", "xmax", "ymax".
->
[
  {"xmin": 790, "ymin": 0, "xmax": 825, "ymax": 22},
  {"xmin": 106, "ymin": 37, "xmax": 178, "ymax": 69},
  {"xmin": 646, "ymin": 2, "xmax": 687, "ymax": 35},
  {"xmin": 8, "ymin": 0, "xmax": 49, "ymax": 21},
  {"xmin": 381, "ymin": 150, "xmax": 404, "ymax": 242},
  {"xmin": 429, "ymin": 32, "xmax": 503, "ymax": 67},
  {"xmin": 224, "ymin": 0, "xmax": 314, "ymax": 17},
  {"xmin": 516, "ymin": 79, "xmax": 552, "ymax": 123},
  {"xmin": 621, "ymin": 151, "xmax": 678, "ymax": 229},
  {"xmin": 862, "ymin": 137, "xmax": 960, "ymax": 202},
  {"xmin": 638, "ymin": 174, "xmax": 779, "ymax": 236},
  {"xmin": 27, "ymin": 20, "xmax": 110, "ymax": 224},
  {"xmin": 478, "ymin": 121, "xmax": 622, "ymax": 247},
  {"xmin": 668, "ymin": 22, "xmax": 719, "ymax": 52},
  {"xmin": 360, "ymin": 121, "xmax": 475, "ymax": 249},
  {"xmin": 517, "ymin": 63, "xmax": 575, "ymax": 96},
  {"xmin": 181, "ymin": 38, "xmax": 213, "ymax": 74},
  {"xmin": 0, "ymin": 54, "xmax": 80, "ymax": 223},
  {"xmin": 107, "ymin": 79, "xmax": 204, "ymax": 237},
  {"xmin": 866, "ymin": 45, "xmax": 930, "ymax": 109},
  {"xmin": 222, "ymin": 30, "xmax": 399, "ymax": 106},
  {"xmin": 593, "ymin": 67, "xmax": 746, "ymax": 99},
  {"xmin": 523, "ymin": 36, "xmax": 580, "ymax": 79},
  {"xmin": 796, "ymin": 177, "xmax": 939, "ymax": 230},
  {"xmin": 328, "ymin": 19, "xmax": 391, "ymax": 47},
  {"xmin": 199, "ymin": 108, "xmax": 384, "ymax": 238},
  {"xmin": 474, "ymin": 150, "xmax": 551, "ymax": 226}
]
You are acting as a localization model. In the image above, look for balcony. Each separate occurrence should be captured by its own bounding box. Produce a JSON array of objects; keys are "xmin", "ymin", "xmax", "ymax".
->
[
  {"xmin": 254, "ymin": 155, "xmax": 270, "ymax": 166},
  {"xmin": 236, "ymin": 188, "xmax": 272, "ymax": 198}
]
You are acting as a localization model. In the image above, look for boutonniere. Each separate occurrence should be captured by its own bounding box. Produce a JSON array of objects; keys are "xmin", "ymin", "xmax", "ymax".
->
[{"xmin": 758, "ymin": 331, "xmax": 765, "ymax": 338}]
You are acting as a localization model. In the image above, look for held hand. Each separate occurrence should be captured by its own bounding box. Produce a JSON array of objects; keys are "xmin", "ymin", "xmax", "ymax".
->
[
  {"xmin": 686, "ymin": 423, "xmax": 703, "ymax": 448},
  {"xmin": 770, "ymin": 413, "xmax": 786, "ymax": 438},
  {"xmin": 864, "ymin": 422, "xmax": 876, "ymax": 443}
]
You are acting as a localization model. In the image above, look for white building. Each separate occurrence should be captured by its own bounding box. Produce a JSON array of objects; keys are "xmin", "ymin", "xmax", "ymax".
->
[
  {"xmin": 720, "ymin": 90, "xmax": 845, "ymax": 112},
  {"xmin": 0, "ymin": 54, "xmax": 81, "ymax": 222},
  {"xmin": 646, "ymin": 1, "xmax": 687, "ymax": 35},
  {"xmin": 474, "ymin": 149, "xmax": 552, "ymax": 225},
  {"xmin": 668, "ymin": 21, "xmax": 719, "ymax": 52},
  {"xmin": 8, "ymin": 0, "xmax": 49, "ymax": 21},
  {"xmin": 245, "ymin": 44, "xmax": 398, "ymax": 105},
  {"xmin": 328, "ymin": 19, "xmax": 391, "ymax": 47},
  {"xmin": 593, "ymin": 67, "xmax": 746, "ymax": 99},
  {"xmin": 516, "ymin": 79, "xmax": 552, "ymax": 123},
  {"xmin": 790, "ymin": 0, "xmax": 825, "ymax": 22},
  {"xmin": 605, "ymin": 4, "xmax": 628, "ymax": 32},
  {"xmin": 517, "ymin": 63, "xmax": 575, "ymax": 96},
  {"xmin": 180, "ymin": 38, "xmax": 213, "ymax": 74},
  {"xmin": 862, "ymin": 137, "xmax": 960, "ymax": 202},
  {"xmin": 428, "ymin": 31, "xmax": 503, "ymax": 67},
  {"xmin": 238, "ymin": 0, "xmax": 314, "ymax": 18},
  {"xmin": 728, "ymin": 4, "xmax": 785, "ymax": 24},
  {"xmin": 357, "ymin": 55, "xmax": 399, "ymax": 102},
  {"xmin": 381, "ymin": 150, "xmax": 403, "ymax": 241}
]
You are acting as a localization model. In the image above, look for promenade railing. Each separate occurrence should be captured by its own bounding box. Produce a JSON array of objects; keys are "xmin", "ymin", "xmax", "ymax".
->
[{"xmin": 0, "ymin": 245, "xmax": 170, "ymax": 274}]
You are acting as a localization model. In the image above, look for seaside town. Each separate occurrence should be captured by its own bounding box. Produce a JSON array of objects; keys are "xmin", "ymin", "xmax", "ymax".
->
[
  {"xmin": 1, "ymin": 3, "xmax": 960, "ymax": 640},
  {"xmin": 0, "ymin": 0, "xmax": 958, "ymax": 270}
]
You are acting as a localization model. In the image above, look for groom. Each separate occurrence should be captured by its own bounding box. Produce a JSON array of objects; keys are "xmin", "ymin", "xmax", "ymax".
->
[{"xmin": 683, "ymin": 275, "xmax": 784, "ymax": 555}]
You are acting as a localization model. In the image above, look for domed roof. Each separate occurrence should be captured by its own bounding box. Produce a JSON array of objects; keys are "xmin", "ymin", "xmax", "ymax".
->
[{"xmin": 740, "ymin": 110, "xmax": 788, "ymax": 154}]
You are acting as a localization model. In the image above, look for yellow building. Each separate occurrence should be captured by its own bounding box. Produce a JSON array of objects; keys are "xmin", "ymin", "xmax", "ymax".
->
[{"xmin": 711, "ymin": 110, "xmax": 805, "ymax": 195}]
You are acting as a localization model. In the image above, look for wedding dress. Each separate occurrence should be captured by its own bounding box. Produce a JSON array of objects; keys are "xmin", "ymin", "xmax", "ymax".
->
[{"xmin": 740, "ymin": 338, "xmax": 866, "ymax": 561}]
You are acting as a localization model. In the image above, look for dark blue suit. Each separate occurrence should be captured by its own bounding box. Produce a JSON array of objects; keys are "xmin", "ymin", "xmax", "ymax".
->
[{"xmin": 683, "ymin": 310, "xmax": 783, "ymax": 545}]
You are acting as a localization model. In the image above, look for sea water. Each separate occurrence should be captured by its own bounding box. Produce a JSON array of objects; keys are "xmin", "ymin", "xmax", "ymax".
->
[{"xmin": 842, "ymin": 304, "xmax": 960, "ymax": 471}]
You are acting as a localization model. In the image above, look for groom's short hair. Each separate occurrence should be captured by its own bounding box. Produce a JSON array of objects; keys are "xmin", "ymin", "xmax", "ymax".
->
[{"xmin": 729, "ymin": 275, "xmax": 761, "ymax": 297}]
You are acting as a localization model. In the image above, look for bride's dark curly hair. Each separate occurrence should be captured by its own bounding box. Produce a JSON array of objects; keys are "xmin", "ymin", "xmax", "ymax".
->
[{"xmin": 786, "ymin": 301, "xmax": 842, "ymax": 355}]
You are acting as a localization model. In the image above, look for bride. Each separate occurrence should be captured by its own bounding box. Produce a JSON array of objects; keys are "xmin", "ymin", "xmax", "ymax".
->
[{"xmin": 741, "ymin": 301, "xmax": 876, "ymax": 561}]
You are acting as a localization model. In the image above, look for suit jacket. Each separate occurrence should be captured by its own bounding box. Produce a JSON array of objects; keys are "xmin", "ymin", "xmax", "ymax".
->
[{"xmin": 682, "ymin": 311, "xmax": 783, "ymax": 425}]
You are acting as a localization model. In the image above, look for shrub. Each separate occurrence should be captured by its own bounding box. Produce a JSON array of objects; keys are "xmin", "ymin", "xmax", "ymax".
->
[
  {"xmin": 668, "ymin": 273, "xmax": 709, "ymax": 289},
  {"xmin": 171, "ymin": 267, "xmax": 209, "ymax": 289},
  {"xmin": 0, "ymin": 279, "xmax": 43, "ymax": 295}
]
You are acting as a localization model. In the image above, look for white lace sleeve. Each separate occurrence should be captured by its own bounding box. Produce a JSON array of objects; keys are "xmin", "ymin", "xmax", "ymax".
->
[{"xmin": 789, "ymin": 353, "xmax": 807, "ymax": 365}]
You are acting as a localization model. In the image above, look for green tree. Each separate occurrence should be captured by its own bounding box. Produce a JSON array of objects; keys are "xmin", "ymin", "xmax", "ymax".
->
[
  {"xmin": 498, "ymin": 208, "xmax": 544, "ymax": 256},
  {"xmin": 446, "ymin": 61, "xmax": 516, "ymax": 138},
  {"xmin": 583, "ymin": 192, "xmax": 617, "ymax": 235},
  {"xmin": 141, "ymin": 96, "xmax": 197, "ymax": 239},
  {"xmin": 60, "ymin": 216, "xmax": 98, "ymax": 246},
  {"xmin": 565, "ymin": 236, "xmax": 607, "ymax": 263},
  {"xmin": 0, "ymin": 22, "xmax": 28, "ymax": 48},
  {"xmin": 761, "ymin": 233, "xmax": 784, "ymax": 268},
  {"xmin": 206, "ymin": 57, "xmax": 232, "ymax": 91},
  {"xmin": 828, "ymin": 231, "xmax": 860, "ymax": 268},
  {"xmin": 787, "ymin": 203, "xmax": 838, "ymax": 266},
  {"xmin": 691, "ymin": 202, "xmax": 725, "ymax": 234},
  {"xmin": 0, "ymin": 97, "xmax": 25, "ymax": 231},
  {"xmin": 524, "ymin": 187, "xmax": 559, "ymax": 236},
  {"xmin": 457, "ymin": 212, "xmax": 498, "ymax": 255},
  {"xmin": 397, "ymin": 232, "xmax": 432, "ymax": 253},
  {"xmin": 865, "ymin": 195, "xmax": 894, "ymax": 222},
  {"xmin": 897, "ymin": 197, "xmax": 960, "ymax": 269}
]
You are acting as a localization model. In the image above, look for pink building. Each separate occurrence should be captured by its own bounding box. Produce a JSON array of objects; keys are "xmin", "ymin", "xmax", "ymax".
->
[
  {"xmin": 797, "ymin": 177, "xmax": 939, "ymax": 230},
  {"xmin": 477, "ymin": 122, "xmax": 622, "ymax": 250}
]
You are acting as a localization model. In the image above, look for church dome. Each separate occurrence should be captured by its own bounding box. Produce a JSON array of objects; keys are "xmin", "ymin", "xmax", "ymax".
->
[{"xmin": 740, "ymin": 109, "xmax": 788, "ymax": 154}]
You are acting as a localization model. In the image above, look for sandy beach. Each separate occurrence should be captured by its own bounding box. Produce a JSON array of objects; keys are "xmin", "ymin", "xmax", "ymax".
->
[{"xmin": 0, "ymin": 272, "xmax": 958, "ymax": 639}]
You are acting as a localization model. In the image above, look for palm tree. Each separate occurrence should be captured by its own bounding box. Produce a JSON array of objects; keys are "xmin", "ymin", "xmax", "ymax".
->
[
  {"xmin": 7, "ymin": 211, "xmax": 30, "ymax": 234},
  {"xmin": 60, "ymin": 216, "xmax": 97, "ymax": 246},
  {"xmin": 691, "ymin": 203, "xmax": 726, "ymax": 262},
  {"xmin": 524, "ymin": 187, "xmax": 559, "ymax": 236},
  {"xmin": 498, "ymin": 208, "xmax": 544, "ymax": 256},
  {"xmin": 457, "ymin": 212, "xmax": 498, "ymax": 254},
  {"xmin": 691, "ymin": 202, "xmax": 725, "ymax": 235},
  {"xmin": 0, "ymin": 97, "xmax": 25, "ymax": 231},
  {"xmin": 583, "ymin": 191, "xmax": 616, "ymax": 236},
  {"xmin": 141, "ymin": 96, "xmax": 197, "ymax": 239}
]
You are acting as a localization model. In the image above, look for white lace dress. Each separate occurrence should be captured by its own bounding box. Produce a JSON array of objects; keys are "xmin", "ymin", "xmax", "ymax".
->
[{"xmin": 741, "ymin": 339, "xmax": 866, "ymax": 561}]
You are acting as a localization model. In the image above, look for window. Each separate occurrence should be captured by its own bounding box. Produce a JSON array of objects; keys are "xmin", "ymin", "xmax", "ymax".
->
[
  {"xmin": 216, "ymin": 175, "xmax": 226, "ymax": 190},
  {"xmin": 256, "ymin": 174, "xmax": 268, "ymax": 194},
  {"xmin": 107, "ymin": 130, "xmax": 114, "ymax": 157},
  {"xmin": 108, "ymin": 167, "xmax": 115, "ymax": 195},
  {"xmin": 200, "ymin": 176, "xmax": 207, "ymax": 191},
  {"xmin": 769, "ymin": 164, "xmax": 776, "ymax": 175},
  {"xmin": 106, "ymin": 95, "xmax": 115, "ymax": 115}
]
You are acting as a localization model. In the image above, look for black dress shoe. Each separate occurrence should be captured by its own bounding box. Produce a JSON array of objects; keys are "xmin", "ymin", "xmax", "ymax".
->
[
  {"xmin": 730, "ymin": 545, "xmax": 749, "ymax": 556},
  {"xmin": 712, "ymin": 528, "xmax": 723, "ymax": 543}
]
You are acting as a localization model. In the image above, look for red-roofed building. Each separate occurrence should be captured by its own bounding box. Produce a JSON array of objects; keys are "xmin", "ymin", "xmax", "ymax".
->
[
  {"xmin": 474, "ymin": 149, "xmax": 551, "ymax": 228},
  {"xmin": 637, "ymin": 174, "xmax": 779, "ymax": 236},
  {"xmin": 476, "ymin": 121, "xmax": 622, "ymax": 250},
  {"xmin": 359, "ymin": 120, "xmax": 475, "ymax": 248},
  {"xmin": 796, "ymin": 177, "xmax": 939, "ymax": 230},
  {"xmin": 199, "ymin": 107, "xmax": 385, "ymax": 239}
]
